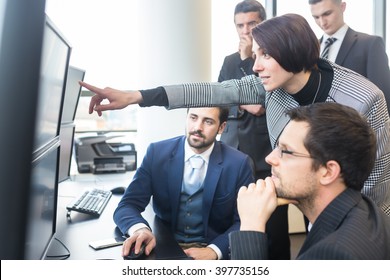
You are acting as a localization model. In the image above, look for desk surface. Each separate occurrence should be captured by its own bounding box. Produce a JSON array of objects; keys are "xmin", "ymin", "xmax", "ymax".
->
[{"xmin": 50, "ymin": 172, "xmax": 188, "ymax": 260}]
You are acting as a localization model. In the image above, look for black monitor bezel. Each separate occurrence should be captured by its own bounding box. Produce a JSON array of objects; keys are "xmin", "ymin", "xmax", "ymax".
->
[{"xmin": 0, "ymin": 0, "xmax": 46, "ymax": 260}]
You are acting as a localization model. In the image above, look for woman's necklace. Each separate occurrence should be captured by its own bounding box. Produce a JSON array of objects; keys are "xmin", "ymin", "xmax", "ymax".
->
[{"xmin": 312, "ymin": 71, "xmax": 321, "ymax": 104}]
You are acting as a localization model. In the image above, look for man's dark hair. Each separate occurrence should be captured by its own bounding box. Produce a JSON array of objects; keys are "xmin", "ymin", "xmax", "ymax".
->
[
  {"xmin": 308, "ymin": 0, "xmax": 341, "ymax": 4},
  {"xmin": 286, "ymin": 102, "xmax": 377, "ymax": 191},
  {"xmin": 234, "ymin": 0, "xmax": 266, "ymax": 21},
  {"xmin": 187, "ymin": 107, "xmax": 230, "ymax": 125},
  {"xmin": 218, "ymin": 106, "xmax": 230, "ymax": 124}
]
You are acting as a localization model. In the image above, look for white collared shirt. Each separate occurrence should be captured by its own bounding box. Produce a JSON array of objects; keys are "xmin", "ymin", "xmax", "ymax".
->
[
  {"xmin": 321, "ymin": 24, "xmax": 348, "ymax": 62},
  {"xmin": 184, "ymin": 139, "xmax": 214, "ymax": 176}
]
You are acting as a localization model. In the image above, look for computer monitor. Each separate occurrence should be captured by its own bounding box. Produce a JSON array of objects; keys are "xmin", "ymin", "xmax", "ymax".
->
[
  {"xmin": 0, "ymin": 0, "xmax": 46, "ymax": 260},
  {"xmin": 23, "ymin": 15, "xmax": 72, "ymax": 260},
  {"xmin": 25, "ymin": 138, "xmax": 61, "ymax": 259},
  {"xmin": 33, "ymin": 15, "xmax": 72, "ymax": 151},
  {"xmin": 58, "ymin": 123, "xmax": 76, "ymax": 182},
  {"xmin": 61, "ymin": 65, "xmax": 85, "ymax": 124}
]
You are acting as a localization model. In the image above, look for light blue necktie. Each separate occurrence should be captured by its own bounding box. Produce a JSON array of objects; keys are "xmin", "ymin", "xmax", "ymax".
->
[{"xmin": 183, "ymin": 155, "xmax": 205, "ymax": 195}]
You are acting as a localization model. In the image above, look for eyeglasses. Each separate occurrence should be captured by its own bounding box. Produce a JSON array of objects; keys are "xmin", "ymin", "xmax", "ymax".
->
[{"xmin": 275, "ymin": 144, "xmax": 312, "ymax": 159}]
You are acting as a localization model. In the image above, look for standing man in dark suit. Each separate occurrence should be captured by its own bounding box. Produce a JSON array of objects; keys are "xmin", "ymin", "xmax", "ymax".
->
[
  {"xmin": 309, "ymin": 0, "xmax": 390, "ymax": 114},
  {"xmin": 218, "ymin": 0, "xmax": 290, "ymax": 260},
  {"xmin": 114, "ymin": 107, "xmax": 254, "ymax": 260},
  {"xmin": 229, "ymin": 103, "xmax": 390, "ymax": 260}
]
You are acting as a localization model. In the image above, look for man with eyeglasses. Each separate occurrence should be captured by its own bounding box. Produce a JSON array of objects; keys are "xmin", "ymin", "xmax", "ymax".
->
[{"xmin": 229, "ymin": 103, "xmax": 390, "ymax": 260}]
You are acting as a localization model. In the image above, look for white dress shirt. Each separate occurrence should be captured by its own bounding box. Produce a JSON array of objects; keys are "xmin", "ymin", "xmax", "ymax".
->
[{"xmin": 321, "ymin": 24, "xmax": 348, "ymax": 62}]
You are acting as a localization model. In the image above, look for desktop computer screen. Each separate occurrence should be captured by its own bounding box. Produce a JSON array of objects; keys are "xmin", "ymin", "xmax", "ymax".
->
[
  {"xmin": 25, "ymin": 138, "xmax": 60, "ymax": 259},
  {"xmin": 58, "ymin": 65, "xmax": 85, "ymax": 183},
  {"xmin": 61, "ymin": 65, "xmax": 85, "ymax": 124},
  {"xmin": 58, "ymin": 123, "xmax": 76, "ymax": 182},
  {"xmin": 0, "ymin": 0, "xmax": 46, "ymax": 260},
  {"xmin": 33, "ymin": 15, "xmax": 71, "ymax": 151},
  {"xmin": 24, "ymin": 15, "xmax": 72, "ymax": 260}
]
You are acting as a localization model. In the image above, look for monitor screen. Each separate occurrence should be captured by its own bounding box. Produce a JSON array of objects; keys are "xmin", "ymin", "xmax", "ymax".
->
[
  {"xmin": 25, "ymin": 138, "xmax": 60, "ymax": 259},
  {"xmin": 61, "ymin": 65, "xmax": 85, "ymax": 124},
  {"xmin": 23, "ymin": 15, "xmax": 71, "ymax": 260},
  {"xmin": 74, "ymin": 95, "xmax": 138, "ymax": 133},
  {"xmin": 33, "ymin": 16, "xmax": 71, "ymax": 151},
  {"xmin": 0, "ymin": 0, "xmax": 46, "ymax": 260},
  {"xmin": 58, "ymin": 123, "xmax": 75, "ymax": 182}
]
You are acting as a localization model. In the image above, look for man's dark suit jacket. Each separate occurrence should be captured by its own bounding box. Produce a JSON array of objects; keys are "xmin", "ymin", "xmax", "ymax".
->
[
  {"xmin": 114, "ymin": 136, "xmax": 254, "ymax": 259},
  {"xmin": 324, "ymin": 27, "xmax": 390, "ymax": 114},
  {"xmin": 218, "ymin": 52, "xmax": 272, "ymax": 178},
  {"xmin": 218, "ymin": 52, "xmax": 290, "ymax": 260},
  {"xmin": 229, "ymin": 188, "xmax": 390, "ymax": 259}
]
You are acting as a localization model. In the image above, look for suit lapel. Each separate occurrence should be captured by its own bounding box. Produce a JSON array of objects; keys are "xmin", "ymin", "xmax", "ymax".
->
[
  {"xmin": 202, "ymin": 142, "xmax": 223, "ymax": 228},
  {"xmin": 298, "ymin": 189, "xmax": 362, "ymax": 257},
  {"xmin": 335, "ymin": 28, "xmax": 357, "ymax": 65},
  {"xmin": 167, "ymin": 137, "xmax": 186, "ymax": 229}
]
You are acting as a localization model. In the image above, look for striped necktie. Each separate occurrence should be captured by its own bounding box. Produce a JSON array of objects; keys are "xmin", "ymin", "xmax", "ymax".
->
[{"xmin": 321, "ymin": 37, "xmax": 337, "ymax": 59}]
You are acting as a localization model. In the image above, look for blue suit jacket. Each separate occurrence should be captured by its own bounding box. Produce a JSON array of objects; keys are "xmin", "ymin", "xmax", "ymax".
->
[
  {"xmin": 322, "ymin": 27, "xmax": 390, "ymax": 114},
  {"xmin": 114, "ymin": 136, "xmax": 254, "ymax": 259}
]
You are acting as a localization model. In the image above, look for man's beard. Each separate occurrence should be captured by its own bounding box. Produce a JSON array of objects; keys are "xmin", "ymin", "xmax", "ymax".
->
[{"xmin": 187, "ymin": 130, "xmax": 214, "ymax": 150}]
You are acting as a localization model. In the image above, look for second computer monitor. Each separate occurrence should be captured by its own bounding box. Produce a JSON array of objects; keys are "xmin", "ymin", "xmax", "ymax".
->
[
  {"xmin": 58, "ymin": 123, "xmax": 76, "ymax": 182},
  {"xmin": 61, "ymin": 65, "xmax": 85, "ymax": 124}
]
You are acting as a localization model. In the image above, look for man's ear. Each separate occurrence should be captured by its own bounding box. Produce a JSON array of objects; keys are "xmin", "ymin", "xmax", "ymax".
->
[
  {"xmin": 218, "ymin": 121, "xmax": 227, "ymax": 134},
  {"xmin": 319, "ymin": 160, "xmax": 341, "ymax": 186},
  {"xmin": 341, "ymin": 1, "xmax": 347, "ymax": 13}
]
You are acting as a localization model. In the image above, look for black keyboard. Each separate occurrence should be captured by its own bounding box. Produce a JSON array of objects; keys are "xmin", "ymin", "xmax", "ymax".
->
[{"xmin": 66, "ymin": 188, "xmax": 112, "ymax": 217}]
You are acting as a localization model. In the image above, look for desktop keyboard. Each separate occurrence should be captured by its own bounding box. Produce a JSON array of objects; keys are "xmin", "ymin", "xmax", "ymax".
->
[{"xmin": 66, "ymin": 188, "xmax": 112, "ymax": 217}]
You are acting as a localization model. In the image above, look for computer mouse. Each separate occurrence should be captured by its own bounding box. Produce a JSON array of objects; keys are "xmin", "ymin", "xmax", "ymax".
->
[
  {"xmin": 110, "ymin": 186, "xmax": 126, "ymax": 195},
  {"xmin": 123, "ymin": 243, "xmax": 146, "ymax": 260}
]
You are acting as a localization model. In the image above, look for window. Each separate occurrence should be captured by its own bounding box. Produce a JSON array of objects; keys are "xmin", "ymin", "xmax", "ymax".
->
[{"xmin": 276, "ymin": 0, "xmax": 373, "ymax": 38}]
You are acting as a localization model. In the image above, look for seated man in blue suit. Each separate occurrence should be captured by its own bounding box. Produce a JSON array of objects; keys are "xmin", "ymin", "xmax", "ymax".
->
[
  {"xmin": 229, "ymin": 103, "xmax": 390, "ymax": 260},
  {"xmin": 114, "ymin": 106, "xmax": 254, "ymax": 260}
]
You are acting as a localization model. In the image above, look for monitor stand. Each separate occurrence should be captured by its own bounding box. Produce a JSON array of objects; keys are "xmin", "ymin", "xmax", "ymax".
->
[{"xmin": 44, "ymin": 235, "xmax": 71, "ymax": 260}]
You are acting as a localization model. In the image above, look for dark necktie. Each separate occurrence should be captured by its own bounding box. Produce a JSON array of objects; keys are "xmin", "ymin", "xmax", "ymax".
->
[{"xmin": 321, "ymin": 37, "xmax": 337, "ymax": 59}]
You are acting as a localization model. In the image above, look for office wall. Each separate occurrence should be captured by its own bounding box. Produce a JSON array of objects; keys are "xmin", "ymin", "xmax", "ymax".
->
[
  {"xmin": 135, "ymin": 0, "xmax": 211, "ymax": 161},
  {"xmin": 46, "ymin": 0, "xmax": 211, "ymax": 162}
]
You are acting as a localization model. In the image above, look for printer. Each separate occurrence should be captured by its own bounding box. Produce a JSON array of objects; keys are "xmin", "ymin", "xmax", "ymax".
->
[{"xmin": 74, "ymin": 135, "xmax": 137, "ymax": 174}]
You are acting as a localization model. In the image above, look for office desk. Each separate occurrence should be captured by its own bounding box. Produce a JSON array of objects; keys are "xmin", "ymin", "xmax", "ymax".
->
[{"xmin": 50, "ymin": 172, "xmax": 188, "ymax": 260}]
